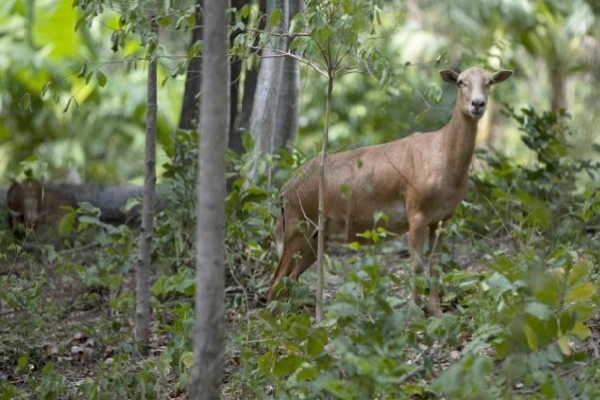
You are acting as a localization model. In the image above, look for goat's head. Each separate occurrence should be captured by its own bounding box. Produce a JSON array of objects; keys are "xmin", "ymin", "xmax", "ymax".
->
[{"xmin": 439, "ymin": 67, "xmax": 513, "ymax": 120}]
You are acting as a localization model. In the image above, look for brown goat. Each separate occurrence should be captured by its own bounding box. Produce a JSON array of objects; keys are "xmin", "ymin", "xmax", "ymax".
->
[{"xmin": 268, "ymin": 67, "xmax": 513, "ymax": 316}]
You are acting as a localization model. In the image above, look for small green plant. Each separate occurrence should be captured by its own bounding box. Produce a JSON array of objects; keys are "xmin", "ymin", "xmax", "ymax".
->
[{"xmin": 433, "ymin": 247, "xmax": 598, "ymax": 398}]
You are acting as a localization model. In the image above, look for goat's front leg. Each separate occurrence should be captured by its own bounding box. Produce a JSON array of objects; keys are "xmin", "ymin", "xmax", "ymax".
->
[
  {"xmin": 408, "ymin": 215, "xmax": 427, "ymax": 303},
  {"xmin": 427, "ymin": 224, "xmax": 444, "ymax": 316}
]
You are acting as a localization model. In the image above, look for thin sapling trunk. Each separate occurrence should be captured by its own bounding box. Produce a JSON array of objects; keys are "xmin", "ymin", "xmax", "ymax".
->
[
  {"xmin": 136, "ymin": 15, "xmax": 158, "ymax": 354},
  {"xmin": 316, "ymin": 73, "xmax": 334, "ymax": 323}
]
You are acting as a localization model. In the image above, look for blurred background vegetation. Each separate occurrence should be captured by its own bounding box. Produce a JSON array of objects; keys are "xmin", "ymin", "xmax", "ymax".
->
[
  {"xmin": 1, "ymin": 1, "xmax": 599, "ymax": 397},
  {"xmin": 0, "ymin": 0, "xmax": 598, "ymax": 184}
]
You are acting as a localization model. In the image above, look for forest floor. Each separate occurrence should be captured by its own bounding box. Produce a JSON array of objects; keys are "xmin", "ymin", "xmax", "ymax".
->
[{"xmin": 1, "ymin": 234, "xmax": 599, "ymax": 399}]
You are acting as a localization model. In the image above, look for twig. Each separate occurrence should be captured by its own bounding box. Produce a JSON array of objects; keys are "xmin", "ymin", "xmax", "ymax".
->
[
  {"xmin": 226, "ymin": 261, "xmax": 252, "ymax": 344},
  {"xmin": 292, "ymin": 189, "xmax": 318, "ymax": 231},
  {"xmin": 397, "ymin": 365, "xmax": 425, "ymax": 386},
  {"xmin": 245, "ymin": 27, "xmax": 311, "ymax": 38}
]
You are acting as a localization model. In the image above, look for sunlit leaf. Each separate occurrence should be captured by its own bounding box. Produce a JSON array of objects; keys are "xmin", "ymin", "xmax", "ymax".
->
[
  {"xmin": 571, "ymin": 322, "xmax": 591, "ymax": 340},
  {"xmin": 568, "ymin": 261, "xmax": 590, "ymax": 286},
  {"xmin": 181, "ymin": 351, "xmax": 194, "ymax": 369},
  {"xmin": 270, "ymin": 9, "xmax": 281, "ymax": 27},
  {"xmin": 348, "ymin": 241, "xmax": 361, "ymax": 251},
  {"xmin": 241, "ymin": 4, "xmax": 249, "ymax": 19},
  {"xmin": 565, "ymin": 282, "xmax": 596, "ymax": 303},
  {"xmin": 524, "ymin": 324, "xmax": 538, "ymax": 351},
  {"xmin": 58, "ymin": 209, "xmax": 76, "ymax": 236},
  {"xmin": 557, "ymin": 336, "xmax": 571, "ymax": 355}
]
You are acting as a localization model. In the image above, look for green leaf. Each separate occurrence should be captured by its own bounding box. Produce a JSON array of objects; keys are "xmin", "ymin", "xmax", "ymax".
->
[
  {"xmin": 270, "ymin": 9, "xmax": 281, "ymax": 27},
  {"xmin": 58, "ymin": 209, "xmax": 76, "ymax": 236},
  {"xmin": 565, "ymin": 282, "xmax": 596, "ymax": 303},
  {"xmin": 17, "ymin": 354, "xmax": 28, "ymax": 371},
  {"xmin": 258, "ymin": 351, "xmax": 273, "ymax": 375},
  {"xmin": 557, "ymin": 336, "xmax": 571, "ymax": 355},
  {"xmin": 348, "ymin": 241, "xmax": 361, "ymax": 251},
  {"xmin": 85, "ymin": 71, "xmax": 94, "ymax": 85},
  {"xmin": 241, "ymin": 187, "xmax": 268, "ymax": 205},
  {"xmin": 62, "ymin": 97, "xmax": 73, "ymax": 113},
  {"xmin": 42, "ymin": 363, "xmax": 53, "ymax": 374},
  {"xmin": 571, "ymin": 322, "xmax": 591, "ymax": 340},
  {"xmin": 568, "ymin": 261, "xmax": 590, "ymax": 286},
  {"xmin": 273, "ymin": 354, "xmax": 303, "ymax": 377},
  {"xmin": 357, "ymin": 230, "xmax": 372, "ymax": 239},
  {"xmin": 96, "ymin": 71, "xmax": 107, "ymax": 87},
  {"xmin": 242, "ymin": 130, "xmax": 254, "ymax": 152},
  {"xmin": 525, "ymin": 302, "xmax": 552, "ymax": 320},
  {"xmin": 241, "ymin": 4, "xmax": 249, "ymax": 19},
  {"xmin": 572, "ymin": 302, "xmax": 595, "ymax": 322},
  {"xmin": 524, "ymin": 324, "xmax": 538, "ymax": 352},
  {"xmin": 158, "ymin": 16, "xmax": 172, "ymax": 28},
  {"xmin": 373, "ymin": 211, "xmax": 388, "ymax": 224},
  {"xmin": 78, "ymin": 62, "xmax": 87, "ymax": 78},
  {"xmin": 559, "ymin": 311, "xmax": 576, "ymax": 334},
  {"xmin": 306, "ymin": 327, "xmax": 327, "ymax": 357},
  {"xmin": 181, "ymin": 351, "xmax": 194, "ymax": 369},
  {"xmin": 296, "ymin": 366, "xmax": 318, "ymax": 381}
]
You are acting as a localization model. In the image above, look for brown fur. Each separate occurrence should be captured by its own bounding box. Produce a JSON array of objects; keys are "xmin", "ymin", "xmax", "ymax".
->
[{"xmin": 268, "ymin": 67, "xmax": 513, "ymax": 316}]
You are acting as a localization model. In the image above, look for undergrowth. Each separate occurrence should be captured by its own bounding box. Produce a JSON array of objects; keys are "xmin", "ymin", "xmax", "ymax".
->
[{"xmin": 0, "ymin": 108, "xmax": 599, "ymax": 399}]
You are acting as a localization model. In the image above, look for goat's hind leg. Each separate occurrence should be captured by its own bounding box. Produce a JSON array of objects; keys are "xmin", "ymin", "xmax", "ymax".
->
[
  {"xmin": 427, "ymin": 224, "xmax": 444, "ymax": 316},
  {"xmin": 408, "ymin": 214, "xmax": 427, "ymax": 303}
]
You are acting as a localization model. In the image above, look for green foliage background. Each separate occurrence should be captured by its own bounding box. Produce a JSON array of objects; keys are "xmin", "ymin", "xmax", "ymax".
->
[{"xmin": 0, "ymin": 0, "xmax": 599, "ymax": 398}]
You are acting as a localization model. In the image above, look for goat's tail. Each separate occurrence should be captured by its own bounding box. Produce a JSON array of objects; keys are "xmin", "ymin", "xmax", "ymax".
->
[{"xmin": 275, "ymin": 198, "xmax": 285, "ymax": 259}]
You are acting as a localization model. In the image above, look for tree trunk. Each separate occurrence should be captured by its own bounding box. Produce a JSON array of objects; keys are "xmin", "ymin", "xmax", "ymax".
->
[
  {"xmin": 229, "ymin": 56, "xmax": 244, "ymax": 154},
  {"xmin": 316, "ymin": 75, "xmax": 333, "ymax": 323},
  {"xmin": 272, "ymin": 0, "xmax": 301, "ymax": 151},
  {"xmin": 237, "ymin": 0, "xmax": 266, "ymax": 139},
  {"xmin": 136, "ymin": 16, "xmax": 159, "ymax": 355},
  {"xmin": 249, "ymin": 0, "xmax": 286, "ymax": 180},
  {"xmin": 189, "ymin": 0, "xmax": 229, "ymax": 398},
  {"xmin": 549, "ymin": 65, "xmax": 567, "ymax": 112},
  {"xmin": 239, "ymin": 66, "xmax": 259, "ymax": 136},
  {"xmin": 228, "ymin": 0, "xmax": 251, "ymax": 155},
  {"xmin": 178, "ymin": 0, "xmax": 203, "ymax": 131}
]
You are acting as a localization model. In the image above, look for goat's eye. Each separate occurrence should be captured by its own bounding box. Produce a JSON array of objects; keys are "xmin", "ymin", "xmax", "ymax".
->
[{"xmin": 457, "ymin": 80, "xmax": 465, "ymax": 87}]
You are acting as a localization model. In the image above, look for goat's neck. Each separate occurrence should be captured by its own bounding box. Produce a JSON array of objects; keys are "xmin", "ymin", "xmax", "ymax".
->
[{"xmin": 441, "ymin": 100, "xmax": 479, "ymax": 178}]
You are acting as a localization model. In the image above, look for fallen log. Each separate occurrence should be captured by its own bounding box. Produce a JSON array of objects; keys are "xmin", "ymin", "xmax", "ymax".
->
[{"xmin": 1, "ymin": 182, "xmax": 153, "ymax": 227}]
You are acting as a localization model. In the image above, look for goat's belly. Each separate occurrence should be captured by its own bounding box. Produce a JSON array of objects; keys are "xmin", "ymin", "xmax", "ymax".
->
[
  {"xmin": 374, "ymin": 198, "xmax": 409, "ymax": 228},
  {"xmin": 326, "ymin": 199, "xmax": 409, "ymax": 242}
]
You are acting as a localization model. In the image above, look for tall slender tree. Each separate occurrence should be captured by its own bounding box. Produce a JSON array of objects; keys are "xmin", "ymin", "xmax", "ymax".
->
[
  {"xmin": 273, "ymin": 0, "xmax": 301, "ymax": 151},
  {"xmin": 136, "ymin": 13, "xmax": 158, "ymax": 354},
  {"xmin": 238, "ymin": 0, "xmax": 267, "ymax": 141},
  {"xmin": 249, "ymin": 0, "xmax": 286, "ymax": 181},
  {"xmin": 189, "ymin": 0, "xmax": 230, "ymax": 398}
]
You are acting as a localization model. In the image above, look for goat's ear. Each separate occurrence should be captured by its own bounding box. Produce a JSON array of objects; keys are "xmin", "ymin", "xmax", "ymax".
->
[
  {"xmin": 439, "ymin": 69, "xmax": 459, "ymax": 83},
  {"xmin": 492, "ymin": 69, "xmax": 513, "ymax": 84}
]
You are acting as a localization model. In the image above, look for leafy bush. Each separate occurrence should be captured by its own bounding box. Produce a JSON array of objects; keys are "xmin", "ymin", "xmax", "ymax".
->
[{"xmin": 230, "ymin": 107, "xmax": 600, "ymax": 399}]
